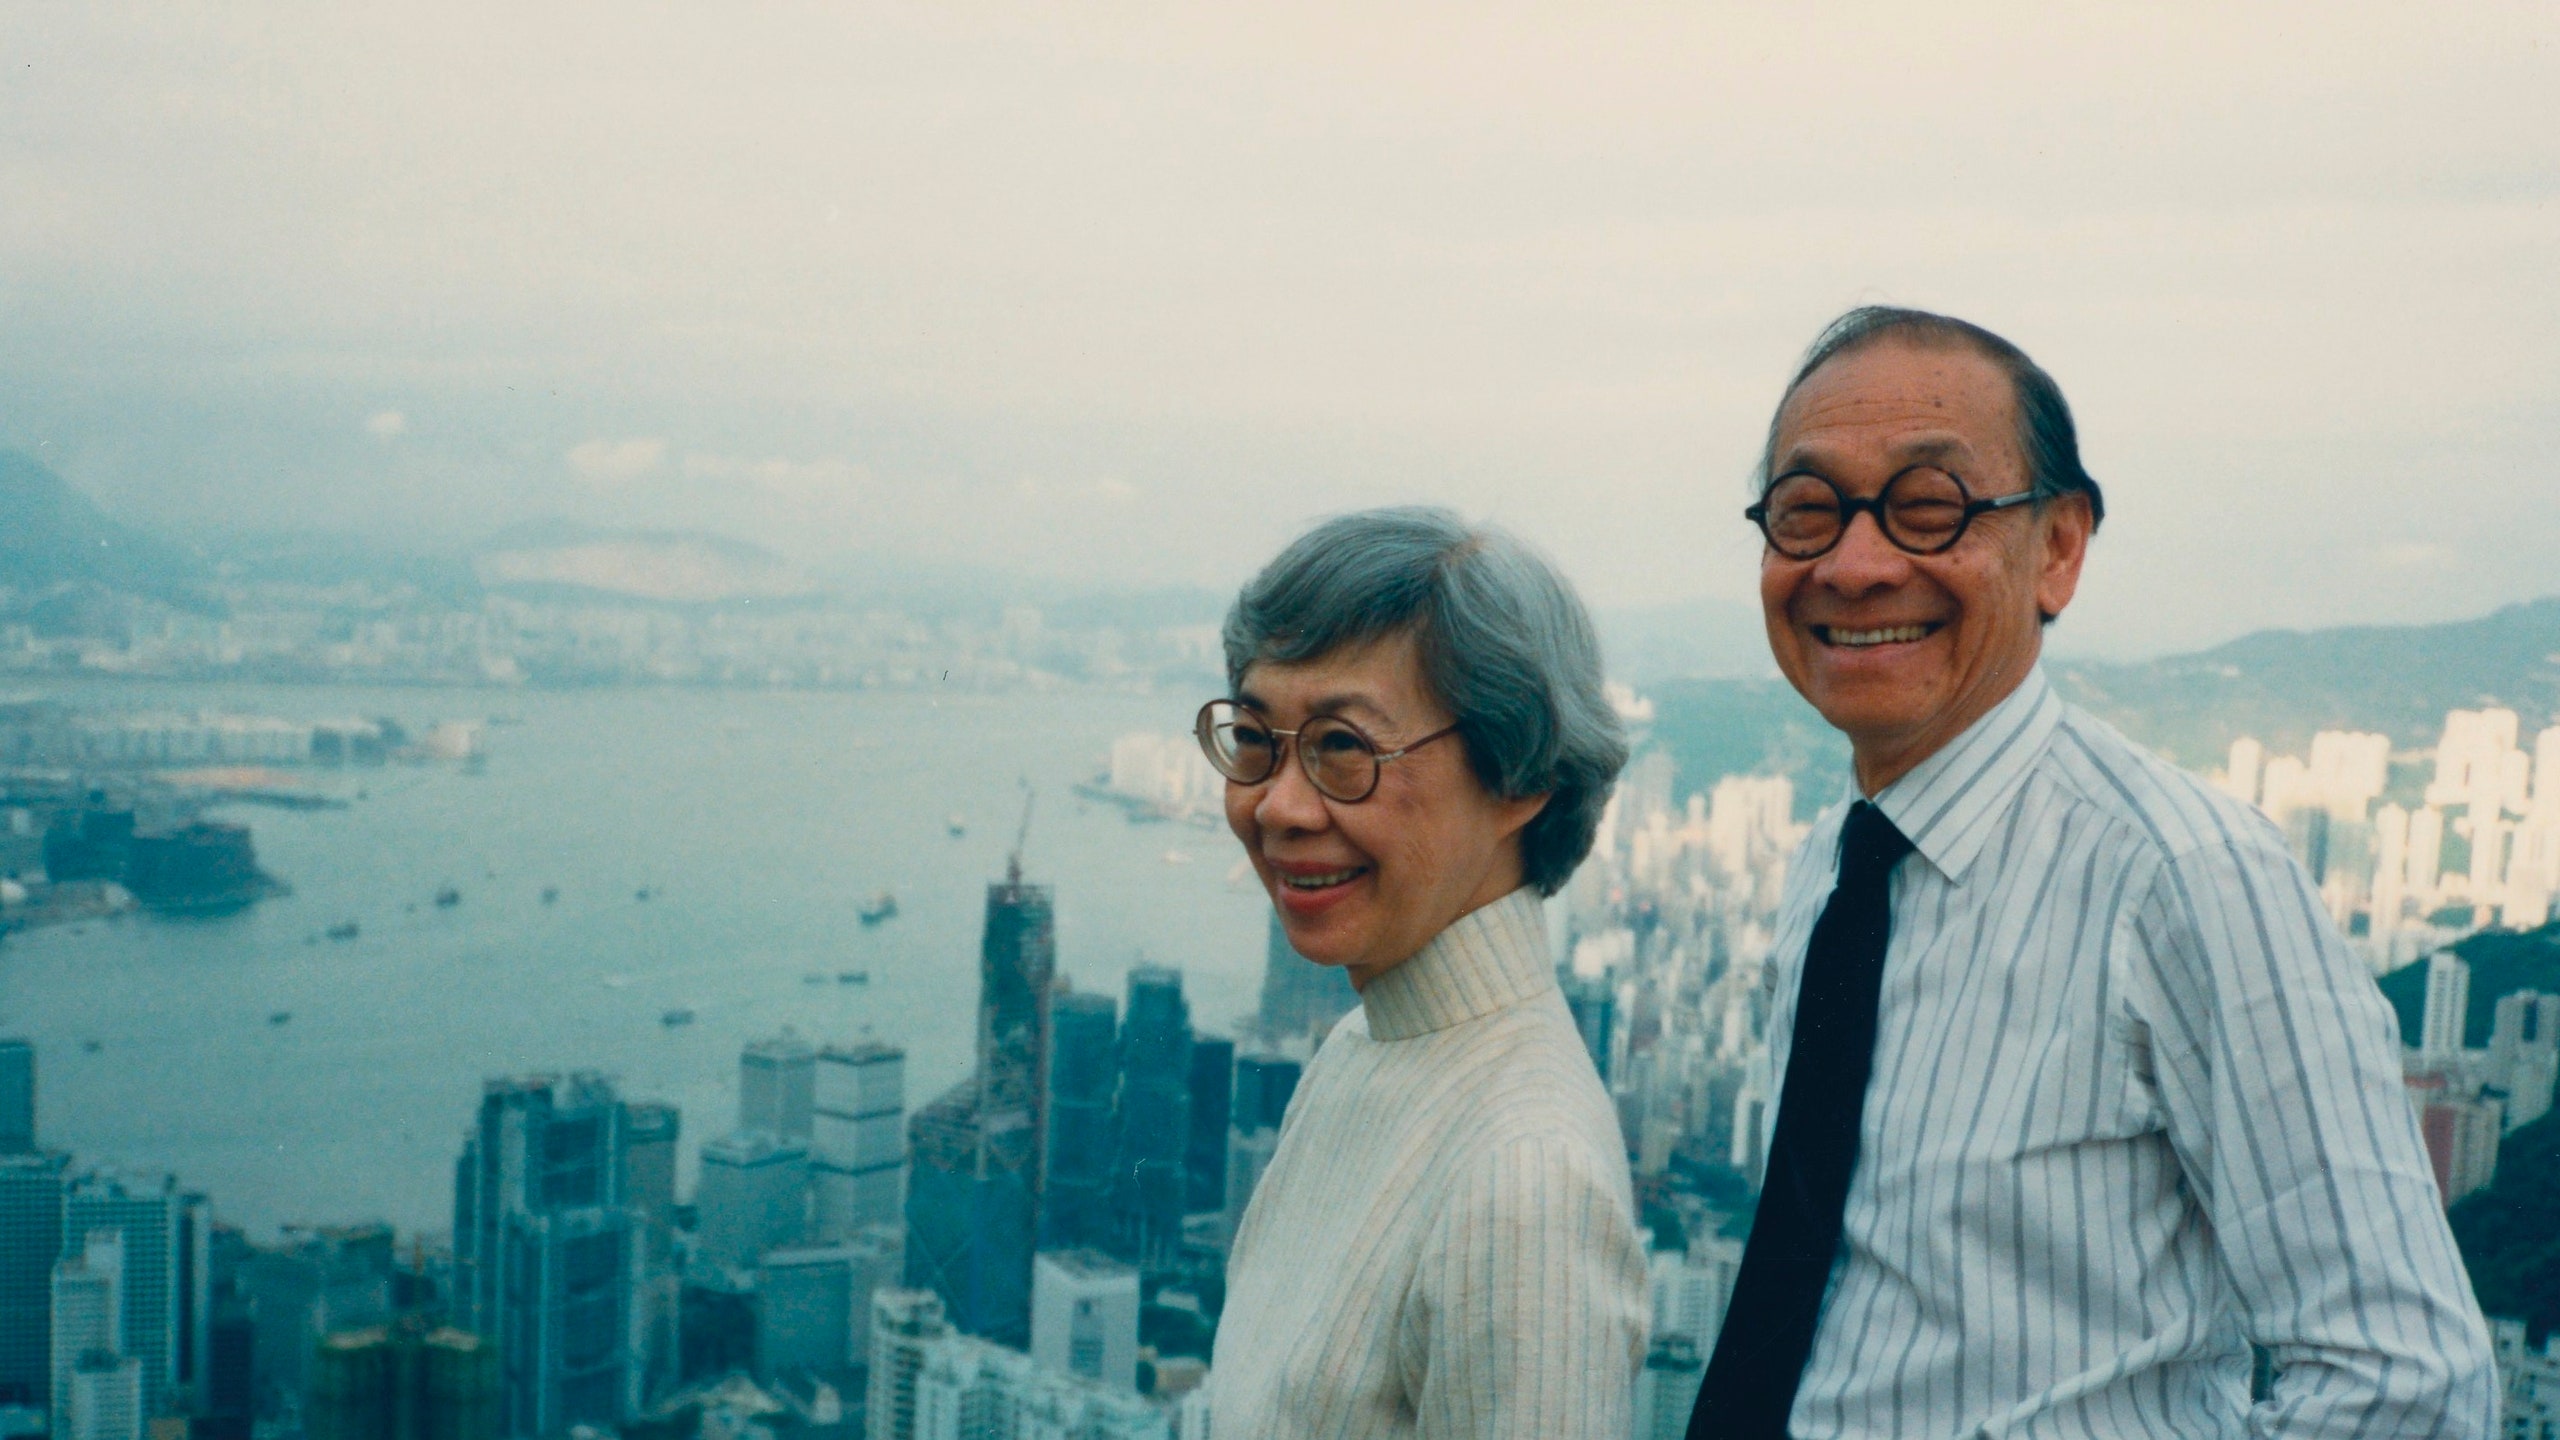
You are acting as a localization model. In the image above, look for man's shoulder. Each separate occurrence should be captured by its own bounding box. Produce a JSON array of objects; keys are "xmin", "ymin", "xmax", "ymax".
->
[{"xmin": 2040, "ymin": 701, "xmax": 2291, "ymax": 872}]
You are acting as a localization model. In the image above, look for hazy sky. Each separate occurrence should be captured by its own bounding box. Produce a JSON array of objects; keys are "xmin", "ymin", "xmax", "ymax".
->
[{"xmin": 3, "ymin": 4, "xmax": 2554, "ymax": 657}]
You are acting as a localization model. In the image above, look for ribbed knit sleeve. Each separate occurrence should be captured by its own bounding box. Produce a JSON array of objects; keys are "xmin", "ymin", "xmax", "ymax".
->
[{"xmin": 1405, "ymin": 1131, "xmax": 1648, "ymax": 1440}]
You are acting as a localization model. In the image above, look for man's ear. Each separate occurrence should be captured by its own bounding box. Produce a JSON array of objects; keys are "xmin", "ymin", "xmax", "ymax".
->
[{"xmin": 2034, "ymin": 493, "xmax": 2095, "ymax": 622}]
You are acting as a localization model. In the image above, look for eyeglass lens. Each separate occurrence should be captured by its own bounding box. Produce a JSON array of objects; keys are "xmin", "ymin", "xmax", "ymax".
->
[
  {"xmin": 1761, "ymin": 466, "xmax": 1972, "ymax": 557},
  {"xmin": 1198, "ymin": 703, "xmax": 1381, "ymax": 801}
]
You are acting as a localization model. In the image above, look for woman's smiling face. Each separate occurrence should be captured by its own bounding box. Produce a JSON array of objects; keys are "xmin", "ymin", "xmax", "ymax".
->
[{"xmin": 1224, "ymin": 630, "xmax": 1546, "ymax": 989}]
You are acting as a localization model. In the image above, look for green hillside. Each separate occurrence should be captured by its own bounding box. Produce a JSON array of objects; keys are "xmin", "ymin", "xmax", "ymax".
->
[
  {"xmin": 2451, "ymin": 1107, "xmax": 2560, "ymax": 1343},
  {"xmin": 2052, "ymin": 599, "xmax": 2560, "ymax": 769},
  {"xmin": 2375, "ymin": 922, "xmax": 2560, "ymax": 1051},
  {"xmin": 0, "ymin": 448, "xmax": 215, "ymax": 613},
  {"xmin": 1643, "ymin": 675, "xmax": 1853, "ymax": 808}
]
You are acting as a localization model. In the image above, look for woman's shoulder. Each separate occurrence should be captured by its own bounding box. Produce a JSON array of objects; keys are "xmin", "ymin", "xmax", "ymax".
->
[{"xmin": 1426, "ymin": 994, "xmax": 1623, "ymax": 1152}]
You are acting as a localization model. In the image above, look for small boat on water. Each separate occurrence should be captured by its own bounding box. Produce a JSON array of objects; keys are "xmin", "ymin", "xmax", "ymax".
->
[
  {"xmin": 540, "ymin": 886, "xmax": 559, "ymax": 905},
  {"xmin": 859, "ymin": 891, "xmax": 898, "ymax": 926},
  {"xmin": 81, "ymin": 1039, "xmax": 102, "ymax": 1054},
  {"xmin": 947, "ymin": 814, "xmax": 967, "ymax": 837},
  {"xmin": 661, "ymin": 1007, "xmax": 696, "ymax": 1027},
  {"xmin": 635, "ymin": 887, "xmax": 654, "ymax": 902},
  {"xmin": 837, "ymin": 970, "xmax": 869, "ymax": 985},
  {"xmin": 434, "ymin": 886, "xmax": 461, "ymax": 908},
  {"xmin": 268, "ymin": 1011, "xmax": 293, "ymax": 1026},
  {"xmin": 326, "ymin": 920, "xmax": 360, "ymax": 941}
]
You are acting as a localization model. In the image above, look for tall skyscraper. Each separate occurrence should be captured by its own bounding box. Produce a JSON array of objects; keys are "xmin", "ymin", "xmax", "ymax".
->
[
  {"xmin": 1113, "ymin": 967, "xmax": 1192, "ymax": 1269},
  {"xmin": 1229, "ymin": 1054, "xmax": 1301, "ymax": 1135},
  {"xmin": 866, "ymin": 1289, "xmax": 947, "ymax": 1440},
  {"xmin": 904, "ymin": 861, "xmax": 1054, "ymax": 1348},
  {"xmin": 51, "ymin": 1230, "xmax": 122, "ymax": 1433},
  {"xmin": 0, "ymin": 1150, "xmax": 68, "ymax": 1407},
  {"xmin": 696, "ymin": 1132, "xmax": 810, "ymax": 1274},
  {"xmin": 978, "ymin": 862, "xmax": 1057, "ymax": 1148},
  {"xmin": 741, "ymin": 1032, "xmax": 818, "ymax": 1144},
  {"xmin": 60, "ymin": 1173, "xmax": 208, "ymax": 1421},
  {"xmin": 0, "ymin": 1041, "xmax": 31, "ymax": 1154},
  {"xmin": 813, "ymin": 1043, "xmax": 905, "ymax": 1240},
  {"xmin": 452, "ymin": 1073, "xmax": 643, "ymax": 1437},
  {"xmin": 1184, "ymin": 1036, "xmax": 1234, "ymax": 1214},
  {"xmin": 1029, "ymin": 1251, "xmax": 1139, "ymax": 1392},
  {"xmin": 1040, "ymin": 992, "xmax": 1119, "ymax": 1252},
  {"xmin": 1632, "ymin": 1334, "xmax": 1705, "ymax": 1440},
  {"xmin": 304, "ymin": 1318, "xmax": 499, "ymax": 1440},
  {"xmin": 756, "ymin": 1231, "xmax": 898, "ymax": 1383},
  {"xmin": 1561, "ymin": 969, "xmax": 1616, "ymax": 1084},
  {"xmin": 618, "ymin": 1094, "xmax": 682, "ymax": 1395},
  {"xmin": 64, "ymin": 1350, "xmax": 141, "ymax": 1440},
  {"xmin": 619, "ymin": 1102, "xmax": 680, "ymax": 1259},
  {"xmin": 1224, "ymin": 1054, "xmax": 1302, "ymax": 1244},
  {"xmin": 2423, "ymin": 950, "xmax": 2472, "ymax": 1056},
  {"xmin": 2492, "ymin": 991, "xmax": 2560, "ymax": 1130},
  {"xmin": 202, "ymin": 1299, "xmax": 253, "ymax": 1440},
  {"xmin": 1253, "ymin": 912, "xmax": 1355, "ymax": 1048}
]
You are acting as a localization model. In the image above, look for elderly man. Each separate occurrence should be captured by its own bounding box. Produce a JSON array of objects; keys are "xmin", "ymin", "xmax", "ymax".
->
[{"xmin": 1687, "ymin": 307, "xmax": 2494, "ymax": 1439}]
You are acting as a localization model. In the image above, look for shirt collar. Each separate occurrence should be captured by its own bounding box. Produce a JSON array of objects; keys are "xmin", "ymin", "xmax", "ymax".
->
[
  {"xmin": 1358, "ymin": 887, "xmax": 1555, "ymax": 1041},
  {"xmin": 1864, "ymin": 664, "xmax": 2064, "ymax": 885}
]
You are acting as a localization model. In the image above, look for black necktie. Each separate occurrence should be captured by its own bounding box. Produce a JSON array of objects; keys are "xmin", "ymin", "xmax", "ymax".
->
[{"xmin": 1688, "ymin": 799, "xmax": 1913, "ymax": 1440}]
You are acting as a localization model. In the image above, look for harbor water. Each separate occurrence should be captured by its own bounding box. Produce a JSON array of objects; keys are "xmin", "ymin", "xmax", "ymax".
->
[{"xmin": 0, "ymin": 678, "xmax": 1269, "ymax": 1237}]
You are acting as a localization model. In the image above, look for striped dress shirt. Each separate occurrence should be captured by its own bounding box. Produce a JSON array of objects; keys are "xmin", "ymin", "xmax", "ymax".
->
[
  {"xmin": 1211, "ymin": 887, "xmax": 1650, "ymax": 1439},
  {"xmin": 1758, "ymin": 665, "xmax": 2494, "ymax": 1438}
]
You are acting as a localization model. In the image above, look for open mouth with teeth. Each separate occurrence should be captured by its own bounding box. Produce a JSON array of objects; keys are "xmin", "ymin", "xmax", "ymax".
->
[
  {"xmin": 1814, "ymin": 622, "xmax": 1942, "ymax": 648},
  {"xmin": 1280, "ymin": 865, "xmax": 1368, "ymax": 891}
]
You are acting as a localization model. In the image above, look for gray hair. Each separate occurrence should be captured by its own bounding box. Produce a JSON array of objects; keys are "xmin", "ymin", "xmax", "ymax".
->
[
  {"xmin": 1221, "ymin": 506, "xmax": 1626, "ymax": 897},
  {"xmin": 1757, "ymin": 306, "xmax": 2106, "ymax": 528}
]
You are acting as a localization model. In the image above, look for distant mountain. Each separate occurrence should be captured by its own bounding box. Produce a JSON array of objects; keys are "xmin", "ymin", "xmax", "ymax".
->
[
  {"xmin": 1644, "ymin": 598, "xmax": 2560, "ymax": 809},
  {"xmin": 476, "ymin": 522, "xmax": 820, "ymax": 605},
  {"xmin": 210, "ymin": 530, "xmax": 482, "ymax": 604},
  {"xmin": 2052, "ymin": 599, "xmax": 2560, "ymax": 769},
  {"xmin": 0, "ymin": 448, "xmax": 216, "ymax": 615},
  {"xmin": 1645, "ymin": 676, "xmax": 1853, "ymax": 804}
]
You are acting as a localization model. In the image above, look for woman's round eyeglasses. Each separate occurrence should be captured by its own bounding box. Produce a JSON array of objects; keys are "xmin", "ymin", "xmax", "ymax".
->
[
  {"xmin": 1745, "ymin": 465, "xmax": 2038, "ymax": 560},
  {"xmin": 1194, "ymin": 700, "xmax": 1460, "ymax": 804}
]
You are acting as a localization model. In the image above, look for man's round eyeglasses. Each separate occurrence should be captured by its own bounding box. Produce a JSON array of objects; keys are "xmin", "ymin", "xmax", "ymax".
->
[
  {"xmin": 1194, "ymin": 700, "xmax": 1460, "ymax": 804},
  {"xmin": 1745, "ymin": 465, "xmax": 2038, "ymax": 560}
]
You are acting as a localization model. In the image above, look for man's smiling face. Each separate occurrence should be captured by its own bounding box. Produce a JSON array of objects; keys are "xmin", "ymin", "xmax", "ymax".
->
[{"xmin": 1758, "ymin": 336, "xmax": 2092, "ymax": 793}]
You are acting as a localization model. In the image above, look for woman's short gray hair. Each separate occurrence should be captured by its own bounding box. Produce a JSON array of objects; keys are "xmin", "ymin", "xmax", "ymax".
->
[{"xmin": 1221, "ymin": 506, "xmax": 1626, "ymax": 897}]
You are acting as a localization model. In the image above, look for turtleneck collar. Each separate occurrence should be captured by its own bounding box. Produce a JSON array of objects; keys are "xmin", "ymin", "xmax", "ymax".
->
[{"xmin": 1355, "ymin": 887, "xmax": 1555, "ymax": 1041}]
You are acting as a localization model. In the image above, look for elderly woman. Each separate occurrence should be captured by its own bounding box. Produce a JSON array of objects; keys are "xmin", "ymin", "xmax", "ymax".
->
[{"xmin": 1203, "ymin": 507, "xmax": 1647, "ymax": 1438}]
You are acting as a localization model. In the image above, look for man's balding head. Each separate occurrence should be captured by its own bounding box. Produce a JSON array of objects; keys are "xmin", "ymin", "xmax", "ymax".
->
[{"xmin": 1758, "ymin": 307, "xmax": 2105, "ymax": 529}]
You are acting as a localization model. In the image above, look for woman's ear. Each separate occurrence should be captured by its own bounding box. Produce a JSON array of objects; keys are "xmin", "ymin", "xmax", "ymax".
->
[{"xmin": 1493, "ymin": 790, "xmax": 1551, "ymax": 843}]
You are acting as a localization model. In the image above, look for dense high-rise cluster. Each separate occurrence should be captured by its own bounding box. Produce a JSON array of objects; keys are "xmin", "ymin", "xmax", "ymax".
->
[{"xmin": 2218, "ymin": 708, "xmax": 2560, "ymax": 968}]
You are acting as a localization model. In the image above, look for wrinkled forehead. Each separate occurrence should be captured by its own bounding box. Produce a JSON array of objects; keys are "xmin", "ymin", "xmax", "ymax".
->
[
  {"xmin": 1235, "ymin": 630, "xmax": 1433, "ymax": 726},
  {"xmin": 1772, "ymin": 337, "xmax": 2022, "ymax": 481}
]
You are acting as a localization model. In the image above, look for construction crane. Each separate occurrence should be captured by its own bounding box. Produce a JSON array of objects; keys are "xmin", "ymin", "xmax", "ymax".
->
[{"xmin": 1007, "ymin": 779, "xmax": 1037, "ymax": 884}]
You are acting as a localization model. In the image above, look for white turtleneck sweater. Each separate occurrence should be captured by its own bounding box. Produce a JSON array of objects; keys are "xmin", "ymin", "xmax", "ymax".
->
[{"xmin": 1209, "ymin": 887, "xmax": 1648, "ymax": 1439}]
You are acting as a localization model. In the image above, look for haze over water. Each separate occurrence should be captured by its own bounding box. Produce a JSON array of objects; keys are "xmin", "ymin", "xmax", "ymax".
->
[{"xmin": 2, "ymin": 677, "xmax": 1267, "ymax": 1238}]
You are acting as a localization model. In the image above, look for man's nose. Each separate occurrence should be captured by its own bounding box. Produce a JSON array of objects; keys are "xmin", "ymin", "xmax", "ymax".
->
[
  {"xmin": 1812, "ymin": 508, "xmax": 1913, "ymax": 594},
  {"xmin": 1254, "ymin": 744, "xmax": 1332, "ymax": 832}
]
